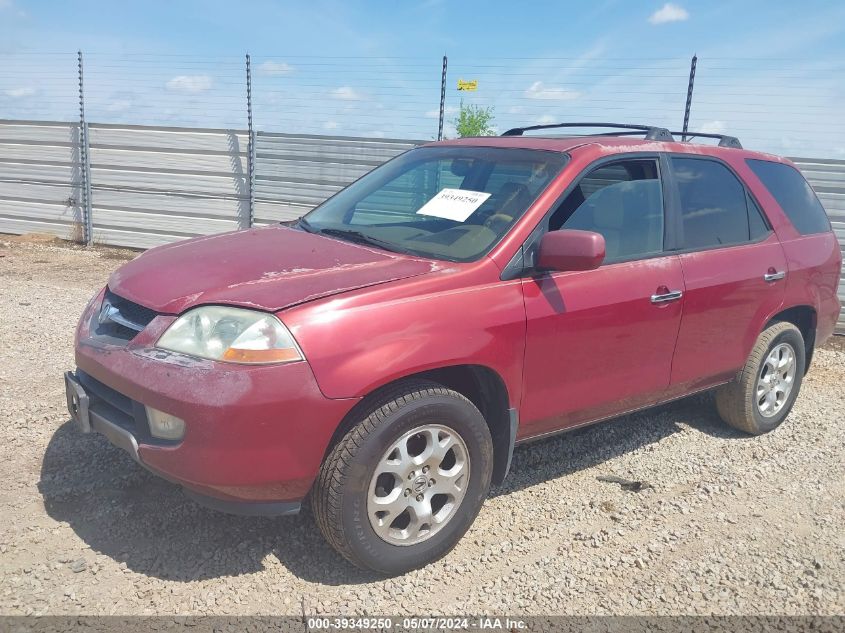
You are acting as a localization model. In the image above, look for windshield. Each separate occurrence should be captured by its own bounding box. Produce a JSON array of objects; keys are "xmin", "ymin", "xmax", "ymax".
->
[{"xmin": 300, "ymin": 146, "xmax": 568, "ymax": 262}]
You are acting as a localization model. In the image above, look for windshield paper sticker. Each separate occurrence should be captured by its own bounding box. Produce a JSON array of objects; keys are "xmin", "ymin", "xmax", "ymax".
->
[{"xmin": 416, "ymin": 188, "xmax": 491, "ymax": 222}]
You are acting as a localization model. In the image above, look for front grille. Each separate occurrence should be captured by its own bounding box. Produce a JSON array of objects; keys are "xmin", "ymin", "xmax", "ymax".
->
[
  {"xmin": 93, "ymin": 289, "xmax": 159, "ymax": 342},
  {"xmin": 77, "ymin": 370, "xmax": 141, "ymax": 436},
  {"xmin": 106, "ymin": 290, "xmax": 157, "ymax": 328}
]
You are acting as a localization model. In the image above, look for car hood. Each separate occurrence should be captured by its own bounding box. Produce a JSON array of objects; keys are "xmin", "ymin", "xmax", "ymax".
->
[{"xmin": 108, "ymin": 225, "xmax": 439, "ymax": 314}]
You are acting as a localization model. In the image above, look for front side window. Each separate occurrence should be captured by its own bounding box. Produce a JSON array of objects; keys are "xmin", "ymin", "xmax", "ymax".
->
[
  {"xmin": 301, "ymin": 146, "xmax": 567, "ymax": 262},
  {"xmin": 673, "ymin": 157, "xmax": 768, "ymax": 249},
  {"xmin": 746, "ymin": 159, "xmax": 830, "ymax": 235},
  {"xmin": 547, "ymin": 159, "xmax": 664, "ymax": 263}
]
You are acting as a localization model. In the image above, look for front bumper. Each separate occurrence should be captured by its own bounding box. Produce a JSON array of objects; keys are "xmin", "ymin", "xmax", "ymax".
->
[
  {"xmin": 68, "ymin": 293, "xmax": 359, "ymax": 513},
  {"xmin": 65, "ymin": 370, "xmax": 139, "ymax": 459}
]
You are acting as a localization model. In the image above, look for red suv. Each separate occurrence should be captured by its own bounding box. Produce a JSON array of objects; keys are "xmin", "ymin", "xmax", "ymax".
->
[{"xmin": 65, "ymin": 123, "xmax": 841, "ymax": 575}]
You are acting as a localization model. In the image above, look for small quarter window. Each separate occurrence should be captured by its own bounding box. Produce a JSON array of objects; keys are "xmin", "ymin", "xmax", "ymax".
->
[
  {"xmin": 746, "ymin": 159, "xmax": 830, "ymax": 235},
  {"xmin": 747, "ymin": 193, "xmax": 770, "ymax": 241}
]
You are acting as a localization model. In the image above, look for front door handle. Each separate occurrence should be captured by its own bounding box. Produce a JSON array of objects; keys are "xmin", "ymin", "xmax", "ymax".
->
[
  {"xmin": 764, "ymin": 270, "xmax": 786, "ymax": 282},
  {"xmin": 650, "ymin": 290, "xmax": 683, "ymax": 304}
]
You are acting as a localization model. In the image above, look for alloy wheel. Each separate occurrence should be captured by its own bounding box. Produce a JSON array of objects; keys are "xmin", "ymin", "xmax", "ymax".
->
[
  {"xmin": 755, "ymin": 342, "xmax": 797, "ymax": 418},
  {"xmin": 367, "ymin": 424, "xmax": 470, "ymax": 546}
]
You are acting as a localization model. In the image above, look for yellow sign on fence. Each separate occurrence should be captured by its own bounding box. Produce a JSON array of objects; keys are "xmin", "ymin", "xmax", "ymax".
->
[{"xmin": 457, "ymin": 79, "xmax": 478, "ymax": 91}]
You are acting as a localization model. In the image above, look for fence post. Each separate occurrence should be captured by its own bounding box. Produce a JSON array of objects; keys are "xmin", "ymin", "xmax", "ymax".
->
[
  {"xmin": 77, "ymin": 50, "xmax": 93, "ymax": 246},
  {"xmin": 437, "ymin": 54, "xmax": 448, "ymax": 141},
  {"xmin": 245, "ymin": 53, "xmax": 255, "ymax": 229},
  {"xmin": 682, "ymin": 54, "xmax": 697, "ymax": 141}
]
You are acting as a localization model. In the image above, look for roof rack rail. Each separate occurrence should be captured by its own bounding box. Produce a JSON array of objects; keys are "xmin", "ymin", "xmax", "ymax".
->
[
  {"xmin": 501, "ymin": 122, "xmax": 674, "ymax": 142},
  {"xmin": 669, "ymin": 131, "xmax": 742, "ymax": 149}
]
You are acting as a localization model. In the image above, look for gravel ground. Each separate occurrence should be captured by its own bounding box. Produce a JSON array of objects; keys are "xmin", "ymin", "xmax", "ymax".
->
[{"xmin": 0, "ymin": 235, "xmax": 843, "ymax": 617}]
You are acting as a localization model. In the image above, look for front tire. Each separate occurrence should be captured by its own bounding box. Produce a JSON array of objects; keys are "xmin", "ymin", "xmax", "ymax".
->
[
  {"xmin": 714, "ymin": 322, "xmax": 805, "ymax": 435},
  {"xmin": 312, "ymin": 380, "xmax": 493, "ymax": 575}
]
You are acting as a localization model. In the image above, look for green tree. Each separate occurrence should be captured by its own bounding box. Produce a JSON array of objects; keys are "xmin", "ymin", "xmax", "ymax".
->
[{"xmin": 452, "ymin": 100, "xmax": 496, "ymax": 137}]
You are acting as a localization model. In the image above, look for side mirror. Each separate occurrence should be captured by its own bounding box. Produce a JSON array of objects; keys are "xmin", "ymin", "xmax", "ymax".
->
[{"xmin": 537, "ymin": 229, "xmax": 605, "ymax": 272}]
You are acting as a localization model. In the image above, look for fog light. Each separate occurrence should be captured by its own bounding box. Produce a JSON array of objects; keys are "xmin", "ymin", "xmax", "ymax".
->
[{"xmin": 146, "ymin": 406, "xmax": 185, "ymax": 440}]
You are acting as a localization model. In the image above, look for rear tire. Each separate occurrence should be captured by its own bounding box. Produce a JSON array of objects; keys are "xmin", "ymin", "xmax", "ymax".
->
[
  {"xmin": 714, "ymin": 322, "xmax": 805, "ymax": 435},
  {"xmin": 312, "ymin": 380, "xmax": 493, "ymax": 575}
]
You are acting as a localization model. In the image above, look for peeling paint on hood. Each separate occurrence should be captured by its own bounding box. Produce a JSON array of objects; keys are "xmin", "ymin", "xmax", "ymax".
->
[{"xmin": 108, "ymin": 225, "xmax": 440, "ymax": 314}]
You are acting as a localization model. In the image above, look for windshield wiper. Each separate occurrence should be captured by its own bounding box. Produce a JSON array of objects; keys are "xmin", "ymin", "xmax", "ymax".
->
[
  {"xmin": 296, "ymin": 217, "xmax": 316, "ymax": 233},
  {"xmin": 315, "ymin": 228, "xmax": 406, "ymax": 254}
]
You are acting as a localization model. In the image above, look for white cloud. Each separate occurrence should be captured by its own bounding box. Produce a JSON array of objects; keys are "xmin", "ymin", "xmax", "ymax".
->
[
  {"xmin": 648, "ymin": 3, "xmax": 689, "ymax": 24},
  {"xmin": 535, "ymin": 114, "xmax": 558, "ymax": 125},
  {"xmin": 698, "ymin": 120, "xmax": 726, "ymax": 134},
  {"xmin": 424, "ymin": 105, "xmax": 458, "ymax": 119},
  {"xmin": 258, "ymin": 61, "xmax": 293, "ymax": 76},
  {"xmin": 323, "ymin": 120, "xmax": 339, "ymax": 130},
  {"xmin": 525, "ymin": 81, "xmax": 581, "ymax": 101},
  {"xmin": 4, "ymin": 86, "xmax": 36, "ymax": 98},
  {"xmin": 105, "ymin": 99, "xmax": 133, "ymax": 113},
  {"xmin": 166, "ymin": 75, "xmax": 213, "ymax": 94},
  {"xmin": 331, "ymin": 86, "xmax": 365, "ymax": 101},
  {"xmin": 0, "ymin": 0, "xmax": 26, "ymax": 17}
]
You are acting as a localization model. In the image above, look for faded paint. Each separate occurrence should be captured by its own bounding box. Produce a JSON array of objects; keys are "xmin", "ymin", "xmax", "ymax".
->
[{"xmin": 108, "ymin": 225, "xmax": 438, "ymax": 313}]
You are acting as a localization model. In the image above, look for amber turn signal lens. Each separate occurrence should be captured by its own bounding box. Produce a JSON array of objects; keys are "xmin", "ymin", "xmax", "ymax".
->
[{"xmin": 221, "ymin": 347, "xmax": 302, "ymax": 363}]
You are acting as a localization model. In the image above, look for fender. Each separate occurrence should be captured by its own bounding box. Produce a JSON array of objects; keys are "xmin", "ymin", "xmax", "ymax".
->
[
  {"xmin": 778, "ymin": 232, "xmax": 841, "ymax": 345},
  {"xmin": 281, "ymin": 261, "xmax": 528, "ymax": 408}
]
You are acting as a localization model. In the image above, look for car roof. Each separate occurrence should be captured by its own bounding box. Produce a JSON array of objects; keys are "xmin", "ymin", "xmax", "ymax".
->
[{"xmin": 425, "ymin": 135, "xmax": 789, "ymax": 163}]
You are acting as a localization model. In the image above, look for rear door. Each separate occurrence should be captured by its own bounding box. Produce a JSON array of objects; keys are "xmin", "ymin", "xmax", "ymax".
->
[
  {"xmin": 520, "ymin": 156, "xmax": 685, "ymax": 438},
  {"xmin": 667, "ymin": 156, "xmax": 787, "ymax": 393}
]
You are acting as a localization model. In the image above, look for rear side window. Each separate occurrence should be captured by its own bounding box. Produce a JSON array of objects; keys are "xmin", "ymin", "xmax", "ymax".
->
[
  {"xmin": 672, "ymin": 158, "xmax": 768, "ymax": 250},
  {"xmin": 746, "ymin": 159, "xmax": 830, "ymax": 235}
]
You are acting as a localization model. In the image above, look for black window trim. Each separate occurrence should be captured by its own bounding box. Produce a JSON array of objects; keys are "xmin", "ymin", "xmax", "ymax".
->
[
  {"xmin": 665, "ymin": 153, "xmax": 774, "ymax": 256},
  {"xmin": 502, "ymin": 151, "xmax": 674, "ymax": 280}
]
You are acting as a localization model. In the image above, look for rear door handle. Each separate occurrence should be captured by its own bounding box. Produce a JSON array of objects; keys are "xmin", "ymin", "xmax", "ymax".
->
[
  {"xmin": 764, "ymin": 270, "xmax": 786, "ymax": 282},
  {"xmin": 650, "ymin": 290, "xmax": 683, "ymax": 304}
]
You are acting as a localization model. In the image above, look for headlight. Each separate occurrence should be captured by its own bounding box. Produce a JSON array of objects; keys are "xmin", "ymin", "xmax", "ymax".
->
[{"xmin": 156, "ymin": 306, "xmax": 303, "ymax": 364}]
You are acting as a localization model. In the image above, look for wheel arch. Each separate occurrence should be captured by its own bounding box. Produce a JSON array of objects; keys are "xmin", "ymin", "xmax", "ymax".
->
[
  {"xmin": 321, "ymin": 364, "xmax": 517, "ymax": 487},
  {"xmin": 764, "ymin": 304, "xmax": 817, "ymax": 373}
]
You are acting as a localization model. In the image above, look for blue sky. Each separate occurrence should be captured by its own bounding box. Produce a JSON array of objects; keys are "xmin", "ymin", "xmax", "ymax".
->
[{"xmin": 1, "ymin": 0, "xmax": 844, "ymax": 155}]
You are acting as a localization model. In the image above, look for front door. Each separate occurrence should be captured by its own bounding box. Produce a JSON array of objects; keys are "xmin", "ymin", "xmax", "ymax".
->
[{"xmin": 519, "ymin": 157, "xmax": 685, "ymax": 439}]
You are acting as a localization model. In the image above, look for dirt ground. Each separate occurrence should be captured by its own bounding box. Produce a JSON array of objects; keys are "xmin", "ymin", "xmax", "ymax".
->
[{"xmin": 0, "ymin": 235, "xmax": 843, "ymax": 616}]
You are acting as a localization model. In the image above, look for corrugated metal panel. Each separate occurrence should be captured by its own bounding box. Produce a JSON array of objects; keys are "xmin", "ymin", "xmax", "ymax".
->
[
  {"xmin": 0, "ymin": 119, "xmax": 84, "ymax": 240},
  {"xmin": 792, "ymin": 157, "xmax": 845, "ymax": 333},
  {"xmin": 87, "ymin": 123, "xmax": 248, "ymax": 248},
  {"xmin": 0, "ymin": 121, "xmax": 420, "ymax": 245},
  {"xmin": 253, "ymin": 132, "xmax": 420, "ymax": 224}
]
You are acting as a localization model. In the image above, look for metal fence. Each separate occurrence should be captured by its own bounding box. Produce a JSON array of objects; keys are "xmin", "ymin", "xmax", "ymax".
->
[
  {"xmin": 88, "ymin": 123, "xmax": 249, "ymax": 248},
  {"xmin": 791, "ymin": 157, "xmax": 845, "ymax": 331},
  {"xmin": 253, "ymin": 132, "xmax": 419, "ymax": 226},
  {"xmin": 0, "ymin": 117, "xmax": 843, "ymax": 330},
  {"xmin": 0, "ymin": 120, "xmax": 83, "ymax": 239},
  {"xmin": 0, "ymin": 118, "xmax": 419, "ymax": 248},
  {"xmin": 3, "ymin": 52, "xmax": 844, "ymax": 156}
]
